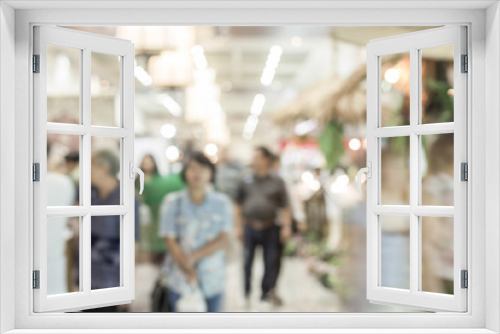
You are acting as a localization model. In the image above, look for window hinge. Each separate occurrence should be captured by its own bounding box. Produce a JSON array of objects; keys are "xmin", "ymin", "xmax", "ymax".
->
[
  {"xmin": 461, "ymin": 162, "xmax": 468, "ymax": 181},
  {"xmin": 33, "ymin": 54, "xmax": 40, "ymax": 73},
  {"xmin": 33, "ymin": 163, "xmax": 40, "ymax": 182},
  {"xmin": 461, "ymin": 270, "xmax": 468, "ymax": 289},
  {"xmin": 33, "ymin": 270, "xmax": 40, "ymax": 289},
  {"xmin": 461, "ymin": 54, "xmax": 468, "ymax": 73}
]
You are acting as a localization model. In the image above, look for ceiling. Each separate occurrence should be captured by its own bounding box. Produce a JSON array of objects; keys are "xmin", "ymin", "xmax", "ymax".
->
[{"xmin": 64, "ymin": 25, "xmax": 447, "ymax": 158}]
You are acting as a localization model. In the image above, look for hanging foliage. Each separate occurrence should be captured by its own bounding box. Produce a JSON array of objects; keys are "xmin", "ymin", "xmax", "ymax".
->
[{"xmin": 319, "ymin": 121, "xmax": 344, "ymax": 172}]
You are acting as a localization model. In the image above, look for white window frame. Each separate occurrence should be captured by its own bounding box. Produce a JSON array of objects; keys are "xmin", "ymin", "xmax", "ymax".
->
[{"xmin": 1, "ymin": 1, "xmax": 499, "ymax": 333}]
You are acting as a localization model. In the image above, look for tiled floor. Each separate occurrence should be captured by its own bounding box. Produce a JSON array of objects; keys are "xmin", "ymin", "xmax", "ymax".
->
[
  {"xmin": 129, "ymin": 237, "xmax": 411, "ymax": 313},
  {"xmin": 129, "ymin": 243, "xmax": 341, "ymax": 312},
  {"xmin": 223, "ymin": 241, "xmax": 342, "ymax": 312}
]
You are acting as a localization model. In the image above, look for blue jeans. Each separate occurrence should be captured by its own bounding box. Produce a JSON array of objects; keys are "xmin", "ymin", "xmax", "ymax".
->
[{"xmin": 168, "ymin": 290, "xmax": 223, "ymax": 312}]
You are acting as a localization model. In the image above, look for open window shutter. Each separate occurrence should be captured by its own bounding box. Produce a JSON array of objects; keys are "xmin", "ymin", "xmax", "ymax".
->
[
  {"xmin": 33, "ymin": 25, "xmax": 136, "ymax": 312},
  {"xmin": 364, "ymin": 26, "xmax": 467, "ymax": 312}
]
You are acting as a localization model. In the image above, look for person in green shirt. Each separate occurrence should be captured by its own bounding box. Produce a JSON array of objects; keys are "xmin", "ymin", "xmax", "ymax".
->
[{"xmin": 137, "ymin": 154, "xmax": 185, "ymax": 265}]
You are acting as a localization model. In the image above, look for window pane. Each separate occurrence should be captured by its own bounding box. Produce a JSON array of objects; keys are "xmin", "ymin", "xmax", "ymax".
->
[
  {"xmin": 47, "ymin": 216, "xmax": 80, "ymax": 295},
  {"xmin": 421, "ymin": 216, "xmax": 454, "ymax": 294},
  {"xmin": 47, "ymin": 133, "xmax": 80, "ymax": 206},
  {"xmin": 380, "ymin": 215, "xmax": 410, "ymax": 290},
  {"xmin": 91, "ymin": 52, "xmax": 121, "ymax": 127},
  {"xmin": 46, "ymin": 44, "xmax": 81, "ymax": 124},
  {"xmin": 91, "ymin": 137, "xmax": 121, "ymax": 206},
  {"xmin": 421, "ymin": 133, "xmax": 454, "ymax": 206},
  {"xmin": 421, "ymin": 45, "xmax": 454, "ymax": 124},
  {"xmin": 91, "ymin": 215, "xmax": 121, "ymax": 290},
  {"xmin": 380, "ymin": 52, "xmax": 410, "ymax": 127},
  {"xmin": 381, "ymin": 136, "xmax": 410, "ymax": 205}
]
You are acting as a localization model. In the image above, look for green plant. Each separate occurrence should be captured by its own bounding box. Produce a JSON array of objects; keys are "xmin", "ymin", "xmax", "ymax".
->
[{"xmin": 319, "ymin": 121, "xmax": 344, "ymax": 172}]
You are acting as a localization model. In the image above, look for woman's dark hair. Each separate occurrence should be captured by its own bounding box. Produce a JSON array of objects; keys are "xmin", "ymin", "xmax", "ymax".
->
[
  {"xmin": 140, "ymin": 153, "xmax": 159, "ymax": 175},
  {"xmin": 65, "ymin": 151, "xmax": 79, "ymax": 163},
  {"xmin": 93, "ymin": 150, "xmax": 120, "ymax": 178},
  {"xmin": 255, "ymin": 146, "xmax": 274, "ymax": 162},
  {"xmin": 181, "ymin": 151, "xmax": 216, "ymax": 183}
]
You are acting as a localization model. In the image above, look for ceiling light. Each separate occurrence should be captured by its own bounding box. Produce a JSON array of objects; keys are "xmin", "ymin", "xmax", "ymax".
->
[
  {"xmin": 160, "ymin": 124, "xmax": 176, "ymax": 139},
  {"xmin": 243, "ymin": 132, "xmax": 253, "ymax": 141},
  {"xmin": 204, "ymin": 143, "xmax": 218, "ymax": 157},
  {"xmin": 295, "ymin": 119, "xmax": 318, "ymax": 136},
  {"xmin": 250, "ymin": 94, "xmax": 266, "ymax": 116},
  {"xmin": 244, "ymin": 115, "xmax": 259, "ymax": 133},
  {"xmin": 384, "ymin": 68, "xmax": 400, "ymax": 84},
  {"xmin": 349, "ymin": 138, "xmax": 362, "ymax": 151},
  {"xmin": 260, "ymin": 45, "xmax": 282, "ymax": 86},
  {"xmin": 159, "ymin": 94, "xmax": 182, "ymax": 116},
  {"xmin": 165, "ymin": 145, "xmax": 180, "ymax": 161},
  {"xmin": 191, "ymin": 45, "xmax": 208, "ymax": 70},
  {"xmin": 134, "ymin": 60, "xmax": 152, "ymax": 86}
]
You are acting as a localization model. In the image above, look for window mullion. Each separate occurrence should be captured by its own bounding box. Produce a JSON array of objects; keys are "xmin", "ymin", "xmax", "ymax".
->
[
  {"xmin": 411, "ymin": 206, "xmax": 455, "ymax": 217},
  {"xmin": 409, "ymin": 47, "xmax": 420, "ymax": 294},
  {"xmin": 46, "ymin": 123, "xmax": 89, "ymax": 135},
  {"xmin": 81, "ymin": 47, "xmax": 91, "ymax": 294},
  {"xmin": 89, "ymin": 205, "xmax": 129, "ymax": 216},
  {"xmin": 89, "ymin": 127, "xmax": 131, "ymax": 138},
  {"xmin": 413, "ymin": 123, "xmax": 454, "ymax": 135}
]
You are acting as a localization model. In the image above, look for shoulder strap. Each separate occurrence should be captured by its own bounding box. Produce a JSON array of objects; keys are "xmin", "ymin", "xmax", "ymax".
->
[
  {"xmin": 173, "ymin": 194, "xmax": 183, "ymax": 241},
  {"xmin": 174, "ymin": 193, "xmax": 183, "ymax": 219}
]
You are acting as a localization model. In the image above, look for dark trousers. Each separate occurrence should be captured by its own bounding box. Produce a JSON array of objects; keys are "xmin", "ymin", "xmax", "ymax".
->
[
  {"xmin": 243, "ymin": 224, "xmax": 280, "ymax": 299},
  {"xmin": 274, "ymin": 225, "xmax": 284, "ymax": 287}
]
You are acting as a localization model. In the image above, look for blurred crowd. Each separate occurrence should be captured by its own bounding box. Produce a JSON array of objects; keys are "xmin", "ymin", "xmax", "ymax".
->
[
  {"xmin": 47, "ymin": 144, "xmax": 296, "ymax": 312},
  {"xmin": 46, "ymin": 132, "xmax": 455, "ymax": 313}
]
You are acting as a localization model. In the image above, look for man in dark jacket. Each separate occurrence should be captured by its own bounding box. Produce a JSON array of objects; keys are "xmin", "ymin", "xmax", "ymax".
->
[{"xmin": 234, "ymin": 146, "xmax": 291, "ymax": 306}]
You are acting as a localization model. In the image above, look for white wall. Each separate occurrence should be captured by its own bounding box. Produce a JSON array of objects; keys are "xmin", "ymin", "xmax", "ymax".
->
[
  {"xmin": 486, "ymin": 2, "xmax": 500, "ymax": 333},
  {"xmin": 0, "ymin": 2, "xmax": 16, "ymax": 333}
]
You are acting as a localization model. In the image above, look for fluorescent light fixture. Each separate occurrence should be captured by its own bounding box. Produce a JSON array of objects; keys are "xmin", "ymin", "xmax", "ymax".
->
[
  {"xmin": 242, "ymin": 131, "xmax": 254, "ymax": 141},
  {"xmin": 294, "ymin": 119, "xmax": 318, "ymax": 136},
  {"xmin": 260, "ymin": 45, "xmax": 282, "ymax": 86},
  {"xmin": 134, "ymin": 60, "xmax": 152, "ymax": 86},
  {"xmin": 191, "ymin": 45, "xmax": 208, "ymax": 70},
  {"xmin": 159, "ymin": 94, "xmax": 182, "ymax": 116},
  {"xmin": 244, "ymin": 114, "xmax": 259, "ymax": 133},
  {"xmin": 250, "ymin": 94, "xmax": 266, "ymax": 116}
]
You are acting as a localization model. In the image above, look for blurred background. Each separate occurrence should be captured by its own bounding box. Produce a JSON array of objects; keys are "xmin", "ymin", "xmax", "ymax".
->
[{"xmin": 45, "ymin": 26, "xmax": 455, "ymax": 312}]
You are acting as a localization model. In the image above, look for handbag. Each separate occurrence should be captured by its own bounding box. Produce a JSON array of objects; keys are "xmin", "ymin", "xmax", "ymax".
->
[
  {"xmin": 175, "ymin": 283, "xmax": 207, "ymax": 312},
  {"xmin": 151, "ymin": 276, "xmax": 172, "ymax": 312},
  {"xmin": 152, "ymin": 194, "xmax": 184, "ymax": 312}
]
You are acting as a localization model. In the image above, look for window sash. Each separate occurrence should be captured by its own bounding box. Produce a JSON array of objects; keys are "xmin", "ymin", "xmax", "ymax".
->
[
  {"xmin": 366, "ymin": 26, "xmax": 467, "ymax": 312},
  {"xmin": 32, "ymin": 25, "xmax": 136, "ymax": 313}
]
